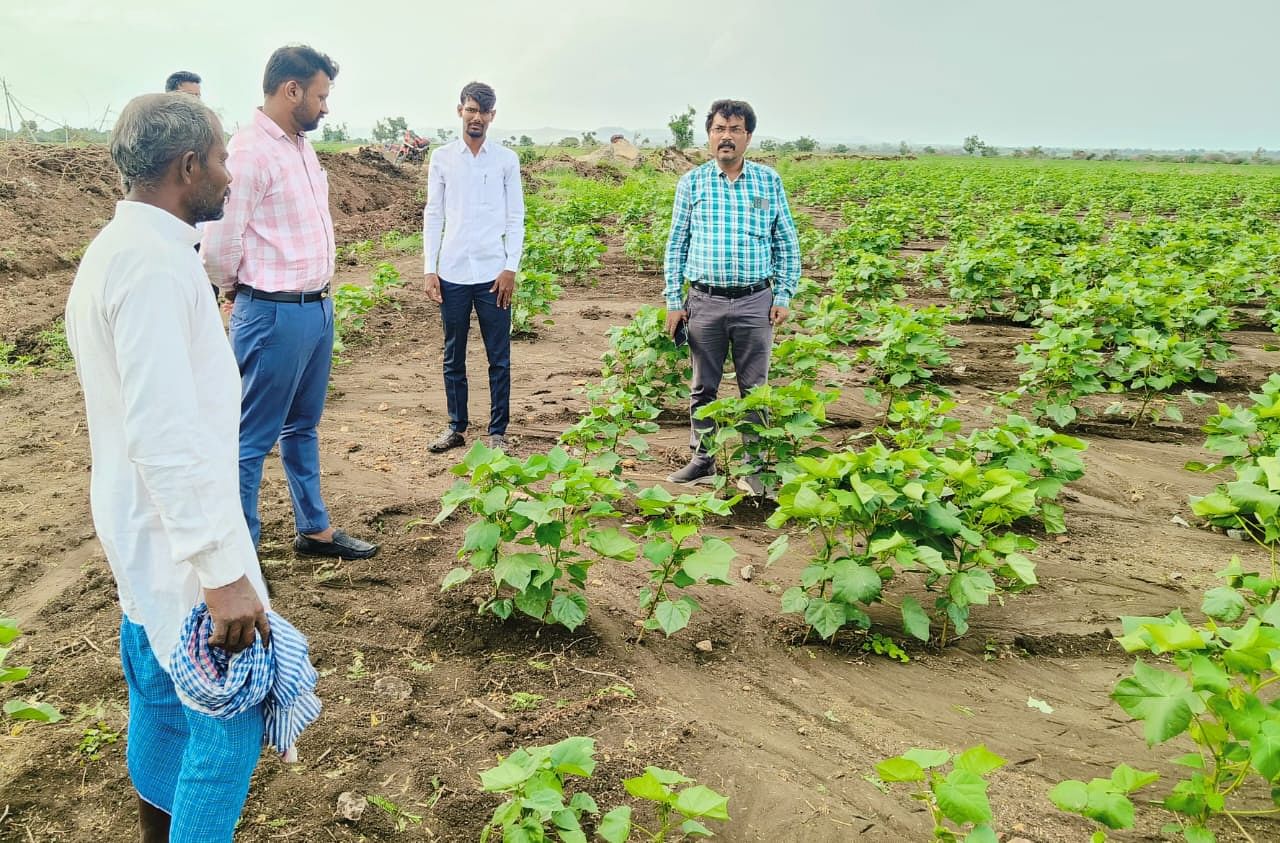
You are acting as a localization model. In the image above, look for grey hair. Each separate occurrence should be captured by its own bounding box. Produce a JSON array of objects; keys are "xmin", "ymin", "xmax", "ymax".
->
[{"xmin": 109, "ymin": 92, "xmax": 218, "ymax": 192}]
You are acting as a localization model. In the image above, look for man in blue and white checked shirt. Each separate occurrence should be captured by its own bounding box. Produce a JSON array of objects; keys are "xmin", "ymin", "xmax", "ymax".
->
[{"xmin": 664, "ymin": 99, "xmax": 801, "ymax": 492}]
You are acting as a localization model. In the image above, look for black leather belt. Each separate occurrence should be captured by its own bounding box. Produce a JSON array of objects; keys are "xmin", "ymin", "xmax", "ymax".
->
[
  {"xmin": 234, "ymin": 284, "xmax": 329, "ymax": 303},
  {"xmin": 690, "ymin": 280, "xmax": 770, "ymax": 299}
]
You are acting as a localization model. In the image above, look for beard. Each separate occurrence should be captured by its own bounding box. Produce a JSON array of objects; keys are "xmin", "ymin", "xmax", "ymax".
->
[
  {"xmin": 294, "ymin": 103, "xmax": 322, "ymax": 133},
  {"xmin": 466, "ymin": 124, "xmax": 485, "ymax": 138},
  {"xmin": 192, "ymin": 188, "xmax": 229, "ymax": 224}
]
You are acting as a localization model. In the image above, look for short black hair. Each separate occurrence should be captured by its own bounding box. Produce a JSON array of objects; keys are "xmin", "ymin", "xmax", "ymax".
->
[
  {"xmin": 705, "ymin": 99, "xmax": 757, "ymax": 134},
  {"xmin": 262, "ymin": 45, "xmax": 339, "ymax": 95},
  {"xmin": 164, "ymin": 71, "xmax": 201, "ymax": 92},
  {"xmin": 460, "ymin": 82, "xmax": 496, "ymax": 113}
]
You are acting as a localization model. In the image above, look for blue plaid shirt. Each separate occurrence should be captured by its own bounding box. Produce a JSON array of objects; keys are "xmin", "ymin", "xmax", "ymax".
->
[{"xmin": 664, "ymin": 159, "xmax": 801, "ymax": 310}]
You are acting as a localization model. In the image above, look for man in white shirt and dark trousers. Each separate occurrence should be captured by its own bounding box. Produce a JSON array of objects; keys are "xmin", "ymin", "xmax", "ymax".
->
[
  {"xmin": 65, "ymin": 93, "xmax": 273, "ymax": 842},
  {"xmin": 423, "ymin": 81, "xmax": 525, "ymax": 452}
]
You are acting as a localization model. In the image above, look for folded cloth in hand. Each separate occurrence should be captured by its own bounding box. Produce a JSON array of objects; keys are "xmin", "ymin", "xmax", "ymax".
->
[{"xmin": 169, "ymin": 603, "xmax": 321, "ymax": 762}]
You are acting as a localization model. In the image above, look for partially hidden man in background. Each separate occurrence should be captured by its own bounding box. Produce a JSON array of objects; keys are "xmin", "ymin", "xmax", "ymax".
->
[
  {"xmin": 203, "ymin": 45, "xmax": 377, "ymax": 560},
  {"xmin": 663, "ymin": 99, "xmax": 801, "ymax": 495},
  {"xmin": 422, "ymin": 81, "xmax": 525, "ymax": 453},
  {"xmin": 65, "ymin": 92, "xmax": 275, "ymax": 842}
]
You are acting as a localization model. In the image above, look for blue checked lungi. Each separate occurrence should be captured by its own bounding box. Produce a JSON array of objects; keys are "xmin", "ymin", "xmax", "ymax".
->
[
  {"xmin": 120, "ymin": 616, "xmax": 263, "ymax": 843},
  {"xmin": 170, "ymin": 603, "xmax": 322, "ymax": 762}
]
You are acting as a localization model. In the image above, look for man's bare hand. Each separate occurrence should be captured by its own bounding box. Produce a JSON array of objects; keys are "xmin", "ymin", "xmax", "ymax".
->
[
  {"xmin": 424, "ymin": 273, "xmax": 442, "ymax": 305},
  {"xmin": 665, "ymin": 309, "xmax": 687, "ymax": 339},
  {"xmin": 769, "ymin": 305, "xmax": 790, "ymax": 327},
  {"xmin": 205, "ymin": 575, "xmax": 269, "ymax": 653},
  {"xmin": 491, "ymin": 270, "xmax": 516, "ymax": 309}
]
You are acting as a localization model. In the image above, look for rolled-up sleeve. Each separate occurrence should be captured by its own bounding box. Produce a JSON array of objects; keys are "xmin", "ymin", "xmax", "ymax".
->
[{"xmin": 106, "ymin": 271, "xmax": 248, "ymax": 588}]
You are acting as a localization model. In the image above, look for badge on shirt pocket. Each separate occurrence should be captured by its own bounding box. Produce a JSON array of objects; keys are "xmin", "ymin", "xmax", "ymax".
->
[{"xmin": 752, "ymin": 196, "xmax": 770, "ymax": 211}]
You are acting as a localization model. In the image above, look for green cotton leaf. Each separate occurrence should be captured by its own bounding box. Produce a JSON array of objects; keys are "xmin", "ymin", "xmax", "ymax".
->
[
  {"xmin": 513, "ymin": 588, "xmax": 549, "ymax": 622},
  {"xmin": 512, "ymin": 498, "xmax": 555, "ymax": 525},
  {"xmin": 1201, "ymin": 586, "xmax": 1247, "ymax": 623},
  {"xmin": 552, "ymin": 810, "xmax": 586, "ymax": 843},
  {"xmin": 921, "ymin": 501, "xmax": 964, "ymax": 534},
  {"xmin": 901, "ymin": 596, "xmax": 931, "ymax": 641},
  {"xmin": 672, "ymin": 785, "xmax": 730, "ymax": 820},
  {"xmin": 463, "ymin": 521, "xmax": 503, "ymax": 553},
  {"xmin": 1182, "ymin": 826, "xmax": 1216, "ymax": 843},
  {"xmin": 481, "ymin": 486, "xmax": 509, "ymax": 516},
  {"xmin": 547, "ymin": 736, "xmax": 597, "ymax": 777},
  {"xmin": 441, "ymin": 567, "xmax": 474, "ymax": 591},
  {"xmin": 534, "ymin": 519, "xmax": 567, "ymax": 548},
  {"xmin": 587, "ymin": 528, "xmax": 638, "ymax": 561},
  {"xmin": 875, "ymin": 756, "xmax": 925, "ymax": 783},
  {"xmin": 1111, "ymin": 660, "xmax": 1198, "ymax": 745},
  {"xmin": 965, "ymin": 825, "xmax": 998, "ymax": 843},
  {"xmin": 0, "ymin": 667, "xmax": 26, "ymax": 684},
  {"xmin": 1188, "ymin": 654, "xmax": 1229, "ymax": 694},
  {"xmin": 494, "ymin": 553, "xmax": 542, "ymax": 592},
  {"xmin": 479, "ymin": 751, "xmax": 539, "ymax": 791},
  {"xmin": 624, "ymin": 771, "xmax": 671, "ymax": 802},
  {"xmin": 868, "ymin": 531, "xmax": 908, "ymax": 555},
  {"xmin": 680, "ymin": 818, "xmax": 714, "ymax": 838},
  {"xmin": 549, "ymin": 594, "xmax": 589, "ymax": 632},
  {"xmin": 953, "ymin": 745, "xmax": 1006, "ymax": 777},
  {"xmin": 682, "ymin": 538, "xmax": 735, "ymax": 582},
  {"xmin": 596, "ymin": 807, "xmax": 632, "ymax": 843},
  {"xmin": 831, "ymin": 560, "xmax": 882, "ymax": 605},
  {"xmin": 1251, "ymin": 720, "xmax": 1280, "ymax": 781},
  {"xmin": 1049, "ymin": 779, "xmax": 1090, "ymax": 814},
  {"xmin": 568, "ymin": 792, "xmax": 598, "ymax": 815},
  {"xmin": 804, "ymin": 599, "xmax": 848, "ymax": 640},
  {"xmin": 0, "ymin": 618, "xmax": 20, "ymax": 645},
  {"xmin": 781, "ymin": 587, "xmax": 810, "ymax": 614},
  {"xmin": 767, "ymin": 533, "xmax": 790, "ymax": 565},
  {"xmin": 2, "ymin": 699, "xmax": 61, "ymax": 722},
  {"xmin": 654, "ymin": 598, "xmax": 694, "ymax": 637},
  {"xmin": 1000, "ymin": 553, "xmax": 1038, "ymax": 586},
  {"xmin": 1110, "ymin": 764, "xmax": 1160, "ymax": 793},
  {"xmin": 901, "ymin": 748, "xmax": 951, "ymax": 769},
  {"xmin": 1041, "ymin": 501, "xmax": 1067, "ymax": 534},
  {"xmin": 643, "ymin": 539, "xmax": 674, "ymax": 567},
  {"xmin": 935, "ymin": 768, "xmax": 993, "ymax": 826}
]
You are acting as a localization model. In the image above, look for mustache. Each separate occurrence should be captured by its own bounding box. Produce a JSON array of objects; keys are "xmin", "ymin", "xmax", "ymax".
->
[{"xmin": 718, "ymin": 141, "xmax": 736, "ymax": 150}]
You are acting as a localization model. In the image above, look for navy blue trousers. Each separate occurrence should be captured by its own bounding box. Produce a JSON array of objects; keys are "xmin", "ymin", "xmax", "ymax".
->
[{"xmin": 440, "ymin": 279, "xmax": 511, "ymax": 436}]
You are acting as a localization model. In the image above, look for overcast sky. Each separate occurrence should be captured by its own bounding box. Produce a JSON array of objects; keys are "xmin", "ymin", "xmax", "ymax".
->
[{"xmin": 2, "ymin": 0, "xmax": 1276, "ymax": 150}]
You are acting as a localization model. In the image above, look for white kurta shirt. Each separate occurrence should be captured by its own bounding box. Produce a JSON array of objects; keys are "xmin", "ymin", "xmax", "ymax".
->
[
  {"xmin": 66, "ymin": 200, "xmax": 268, "ymax": 671},
  {"xmin": 423, "ymin": 138, "xmax": 525, "ymax": 285}
]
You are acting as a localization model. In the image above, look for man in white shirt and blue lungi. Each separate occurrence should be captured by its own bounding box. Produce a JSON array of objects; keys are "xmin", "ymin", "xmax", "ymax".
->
[
  {"xmin": 422, "ymin": 81, "xmax": 526, "ymax": 453},
  {"xmin": 66, "ymin": 92, "xmax": 273, "ymax": 843}
]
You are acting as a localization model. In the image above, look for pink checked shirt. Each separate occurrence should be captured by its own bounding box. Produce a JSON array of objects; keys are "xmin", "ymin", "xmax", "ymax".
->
[{"xmin": 202, "ymin": 109, "xmax": 335, "ymax": 293}]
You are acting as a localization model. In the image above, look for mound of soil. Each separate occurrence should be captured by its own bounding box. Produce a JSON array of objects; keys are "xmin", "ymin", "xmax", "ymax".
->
[{"xmin": 0, "ymin": 144, "xmax": 118, "ymax": 282}]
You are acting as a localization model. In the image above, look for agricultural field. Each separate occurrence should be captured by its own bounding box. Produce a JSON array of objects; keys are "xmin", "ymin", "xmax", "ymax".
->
[{"xmin": 3, "ymin": 144, "xmax": 1280, "ymax": 842}]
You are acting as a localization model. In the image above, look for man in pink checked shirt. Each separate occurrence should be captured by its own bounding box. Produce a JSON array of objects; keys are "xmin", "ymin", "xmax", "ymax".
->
[{"xmin": 203, "ymin": 45, "xmax": 377, "ymax": 562}]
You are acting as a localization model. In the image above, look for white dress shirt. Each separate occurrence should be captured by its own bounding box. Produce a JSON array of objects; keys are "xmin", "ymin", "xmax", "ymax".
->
[
  {"xmin": 423, "ymin": 138, "xmax": 525, "ymax": 285},
  {"xmin": 66, "ymin": 201, "xmax": 268, "ymax": 671}
]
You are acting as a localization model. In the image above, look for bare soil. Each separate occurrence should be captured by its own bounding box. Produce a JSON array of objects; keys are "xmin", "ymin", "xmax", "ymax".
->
[{"xmin": 1, "ymin": 147, "xmax": 1277, "ymax": 842}]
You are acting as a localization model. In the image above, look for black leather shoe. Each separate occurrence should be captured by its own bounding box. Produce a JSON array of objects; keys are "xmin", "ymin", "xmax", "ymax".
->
[
  {"xmin": 294, "ymin": 529, "xmax": 379, "ymax": 560},
  {"xmin": 429, "ymin": 429, "xmax": 465, "ymax": 453}
]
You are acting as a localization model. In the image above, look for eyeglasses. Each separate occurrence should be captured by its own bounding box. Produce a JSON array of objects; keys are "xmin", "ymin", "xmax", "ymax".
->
[{"xmin": 709, "ymin": 126, "xmax": 748, "ymax": 137}]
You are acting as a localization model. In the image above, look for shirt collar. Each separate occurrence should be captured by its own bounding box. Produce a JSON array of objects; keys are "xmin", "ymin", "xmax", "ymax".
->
[
  {"xmin": 458, "ymin": 137, "xmax": 492, "ymax": 157},
  {"xmin": 252, "ymin": 108, "xmax": 301, "ymax": 142},
  {"xmin": 114, "ymin": 200, "xmax": 201, "ymax": 247}
]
